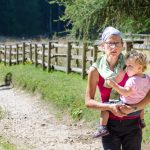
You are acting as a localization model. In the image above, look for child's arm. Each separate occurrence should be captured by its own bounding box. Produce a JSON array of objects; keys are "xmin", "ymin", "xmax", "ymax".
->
[
  {"xmin": 119, "ymin": 90, "xmax": 150, "ymax": 114},
  {"xmin": 106, "ymin": 79, "xmax": 133, "ymax": 97}
]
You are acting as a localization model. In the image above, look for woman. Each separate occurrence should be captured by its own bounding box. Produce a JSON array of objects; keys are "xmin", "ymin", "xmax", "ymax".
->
[{"xmin": 85, "ymin": 26, "xmax": 150, "ymax": 150}]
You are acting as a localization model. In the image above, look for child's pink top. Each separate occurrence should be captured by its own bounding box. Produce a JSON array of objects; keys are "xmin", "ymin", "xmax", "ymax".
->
[
  {"xmin": 121, "ymin": 75, "xmax": 150, "ymax": 104},
  {"xmin": 97, "ymin": 73, "xmax": 139, "ymax": 120}
]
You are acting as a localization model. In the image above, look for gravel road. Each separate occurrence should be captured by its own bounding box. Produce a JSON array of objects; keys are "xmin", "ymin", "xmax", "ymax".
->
[{"xmin": 0, "ymin": 88, "xmax": 102, "ymax": 150}]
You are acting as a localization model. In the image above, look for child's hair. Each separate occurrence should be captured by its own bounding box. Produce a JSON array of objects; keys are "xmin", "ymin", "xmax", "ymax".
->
[{"xmin": 125, "ymin": 50, "xmax": 147, "ymax": 71}]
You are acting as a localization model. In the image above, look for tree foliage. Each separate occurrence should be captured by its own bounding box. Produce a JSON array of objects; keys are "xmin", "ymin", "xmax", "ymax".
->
[{"xmin": 50, "ymin": 0, "xmax": 150, "ymax": 39}]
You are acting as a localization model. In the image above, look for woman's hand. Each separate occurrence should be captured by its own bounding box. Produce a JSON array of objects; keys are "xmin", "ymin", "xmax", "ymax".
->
[
  {"xmin": 119, "ymin": 104, "xmax": 134, "ymax": 115},
  {"xmin": 108, "ymin": 104, "xmax": 126, "ymax": 117}
]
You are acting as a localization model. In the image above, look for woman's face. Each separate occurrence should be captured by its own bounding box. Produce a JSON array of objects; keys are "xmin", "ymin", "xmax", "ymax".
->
[{"xmin": 103, "ymin": 35, "xmax": 123, "ymax": 59}]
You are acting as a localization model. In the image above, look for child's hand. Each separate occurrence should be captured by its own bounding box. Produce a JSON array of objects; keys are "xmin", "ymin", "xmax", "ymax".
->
[{"xmin": 106, "ymin": 79, "xmax": 116, "ymax": 87}]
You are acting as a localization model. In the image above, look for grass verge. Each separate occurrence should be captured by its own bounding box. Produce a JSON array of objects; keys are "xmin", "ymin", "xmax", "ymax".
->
[{"xmin": 0, "ymin": 137, "xmax": 16, "ymax": 150}]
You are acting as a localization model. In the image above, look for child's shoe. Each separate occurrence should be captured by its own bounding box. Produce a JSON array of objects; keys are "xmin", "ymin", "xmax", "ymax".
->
[{"xmin": 93, "ymin": 125, "xmax": 109, "ymax": 138}]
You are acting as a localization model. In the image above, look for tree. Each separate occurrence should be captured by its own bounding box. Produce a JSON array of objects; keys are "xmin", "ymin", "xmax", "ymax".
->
[{"xmin": 50, "ymin": 0, "xmax": 150, "ymax": 40}]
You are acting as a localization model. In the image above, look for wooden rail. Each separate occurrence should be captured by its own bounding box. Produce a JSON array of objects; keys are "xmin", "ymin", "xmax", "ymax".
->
[{"xmin": 0, "ymin": 38, "xmax": 150, "ymax": 78}]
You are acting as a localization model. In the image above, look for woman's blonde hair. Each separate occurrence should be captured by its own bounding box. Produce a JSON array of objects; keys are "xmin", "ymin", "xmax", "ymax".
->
[{"xmin": 125, "ymin": 50, "xmax": 147, "ymax": 71}]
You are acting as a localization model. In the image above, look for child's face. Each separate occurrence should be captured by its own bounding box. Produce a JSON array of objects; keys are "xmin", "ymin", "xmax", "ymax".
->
[{"xmin": 125, "ymin": 58, "xmax": 143, "ymax": 77}]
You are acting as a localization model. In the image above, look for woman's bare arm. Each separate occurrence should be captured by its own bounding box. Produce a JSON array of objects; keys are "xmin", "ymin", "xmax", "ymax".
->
[
  {"xmin": 85, "ymin": 67, "xmax": 100, "ymax": 109},
  {"xmin": 85, "ymin": 67, "xmax": 124, "ymax": 116}
]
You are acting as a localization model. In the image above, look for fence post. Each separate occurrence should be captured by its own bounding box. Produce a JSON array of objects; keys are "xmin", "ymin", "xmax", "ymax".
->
[
  {"xmin": 93, "ymin": 45, "xmax": 98, "ymax": 63},
  {"xmin": 55, "ymin": 42, "xmax": 58, "ymax": 65},
  {"xmin": 35, "ymin": 44, "xmax": 37, "ymax": 67},
  {"xmin": 75, "ymin": 42, "xmax": 79, "ymax": 67},
  {"xmin": 47, "ymin": 42, "xmax": 51, "ymax": 72},
  {"xmin": 22, "ymin": 42, "xmax": 25, "ymax": 64},
  {"xmin": 0, "ymin": 45, "xmax": 2, "ymax": 62},
  {"xmin": 29, "ymin": 43, "xmax": 32, "ymax": 63},
  {"xmin": 82, "ymin": 43, "xmax": 87, "ymax": 79},
  {"xmin": 124, "ymin": 41, "xmax": 132, "ymax": 52},
  {"xmin": 16, "ymin": 44, "xmax": 19, "ymax": 64},
  {"xmin": 42, "ymin": 44, "xmax": 45, "ymax": 70},
  {"xmin": 0, "ymin": 46, "xmax": 1, "ymax": 63},
  {"xmin": 66, "ymin": 42, "xmax": 72, "ymax": 74},
  {"xmin": 8, "ymin": 45, "xmax": 12, "ymax": 66},
  {"xmin": 4, "ymin": 46, "xmax": 6, "ymax": 66}
]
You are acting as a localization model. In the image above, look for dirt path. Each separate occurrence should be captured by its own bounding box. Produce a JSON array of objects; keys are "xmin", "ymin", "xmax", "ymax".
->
[{"xmin": 0, "ymin": 88, "xmax": 102, "ymax": 150}]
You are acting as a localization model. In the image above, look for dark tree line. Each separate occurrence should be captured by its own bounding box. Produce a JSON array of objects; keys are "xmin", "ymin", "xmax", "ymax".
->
[{"xmin": 0, "ymin": 0, "xmax": 66, "ymax": 37}]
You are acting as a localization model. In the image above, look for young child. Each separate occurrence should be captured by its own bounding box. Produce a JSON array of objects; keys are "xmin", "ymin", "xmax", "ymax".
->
[{"xmin": 93, "ymin": 50, "xmax": 150, "ymax": 138}]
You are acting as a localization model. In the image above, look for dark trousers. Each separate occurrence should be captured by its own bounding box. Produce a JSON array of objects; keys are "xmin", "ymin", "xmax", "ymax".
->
[{"xmin": 102, "ymin": 117, "xmax": 142, "ymax": 150}]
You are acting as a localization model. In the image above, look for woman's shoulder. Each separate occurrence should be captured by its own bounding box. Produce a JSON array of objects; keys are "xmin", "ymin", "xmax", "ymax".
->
[
  {"xmin": 88, "ymin": 66, "xmax": 98, "ymax": 74},
  {"xmin": 88, "ymin": 66, "xmax": 99, "ymax": 80}
]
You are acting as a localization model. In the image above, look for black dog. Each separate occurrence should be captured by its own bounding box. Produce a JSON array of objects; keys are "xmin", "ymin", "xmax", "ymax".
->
[
  {"xmin": 4, "ymin": 72, "xmax": 12, "ymax": 86},
  {"xmin": 0, "ymin": 72, "xmax": 13, "ymax": 87}
]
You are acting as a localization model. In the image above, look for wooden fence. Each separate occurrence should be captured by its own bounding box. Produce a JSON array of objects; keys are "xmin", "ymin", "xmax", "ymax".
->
[
  {"xmin": 0, "ymin": 41, "xmax": 102, "ymax": 78},
  {"xmin": 0, "ymin": 35, "xmax": 150, "ymax": 79}
]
